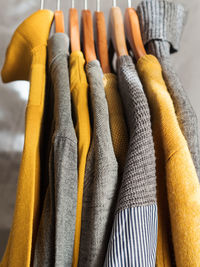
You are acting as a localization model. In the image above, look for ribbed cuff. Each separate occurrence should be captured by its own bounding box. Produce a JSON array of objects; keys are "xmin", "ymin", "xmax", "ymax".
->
[
  {"xmin": 147, "ymin": 41, "xmax": 171, "ymax": 57},
  {"xmin": 137, "ymin": 0, "xmax": 186, "ymax": 56}
]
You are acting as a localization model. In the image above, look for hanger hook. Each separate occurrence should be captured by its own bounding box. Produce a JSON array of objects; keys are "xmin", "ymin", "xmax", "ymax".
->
[
  {"xmin": 112, "ymin": 0, "xmax": 116, "ymax": 7},
  {"xmin": 72, "ymin": 0, "xmax": 75, "ymax": 8},
  {"xmin": 40, "ymin": 0, "xmax": 44, "ymax": 9},
  {"xmin": 97, "ymin": 0, "xmax": 100, "ymax": 12},
  {"xmin": 84, "ymin": 0, "xmax": 88, "ymax": 10},
  {"xmin": 128, "ymin": 0, "xmax": 131, "ymax": 8},
  {"xmin": 57, "ymin": 0, "xmax": 61, "ymax": 10}
]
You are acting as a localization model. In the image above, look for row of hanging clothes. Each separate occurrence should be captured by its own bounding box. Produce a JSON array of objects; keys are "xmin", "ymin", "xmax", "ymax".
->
[{"xmin": 1, "ymin": 0, "xmax": 200, "ymax": 266}]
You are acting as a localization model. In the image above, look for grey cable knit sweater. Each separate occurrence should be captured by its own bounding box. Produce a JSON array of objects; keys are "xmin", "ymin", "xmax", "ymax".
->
[
  {"xmin": 104, "ymin": 56, "xmax": 157, "ymax": 267},
  {"xmin": 33, "ymin": 33, "xmax": 78, "ymax": 267},
  {"xmin": 137, "ymin": 0, "xmax": 200, "ymax": 180},
  {"xmin": 78, "ymin": 60, "xmax": 119, "ymax": 267}
]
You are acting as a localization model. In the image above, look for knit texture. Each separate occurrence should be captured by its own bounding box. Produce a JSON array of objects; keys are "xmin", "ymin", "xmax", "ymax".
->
[
  {"xmin": 137, "ymin": 0, "xmax": 185, "ymax": 54},
  {"xmin": 78, "ymin": 60, "xmax": 118, "ymax": 267},
  {"xmin": 137, "ymin": 0, "xmax": 200, "ymax": 180},
  {"xmin": 137, "ymin": 54, "xmax": 200, "ymax": 267},
  {"xmin": 104, "ymin": 55, "xmax": 158, "ymax": 266},
  {"xmin": 103, "ymin": 73, "xmax": 129, "ymax": 174},
  {"xmin": 0, "ymin": 10, "xmax": 54, "ymax": 267},
  {"xmin": 69, "ymin": 51, "xmax": 91, "ymax": 267},
  {"xmin": 33, "ymin": 33, "xmax": 78, "ymax": 267},
  {"xmin": 116, "ymin": 55, "xmax": 157, "ymax": 211}
]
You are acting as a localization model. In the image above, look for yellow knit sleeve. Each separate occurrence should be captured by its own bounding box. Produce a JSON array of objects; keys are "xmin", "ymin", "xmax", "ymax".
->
[
  {"xmin": 167, "ymin": 146, "xmax": 200, "ymax": 266},
  {"xmin": 103, "ymin": 73, "xmax": 129, "ymax": 173},
  {"xmin": 137, "ymin": 54, "xmax": 200, "ymax": 267}
]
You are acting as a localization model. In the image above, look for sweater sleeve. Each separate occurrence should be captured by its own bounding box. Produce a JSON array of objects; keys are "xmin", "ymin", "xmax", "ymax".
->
[
  {"xmin": 137, "ymin": 0, "xmax": 200, "ymax": 180},
  {"xmin": 137, "ymin": 54, "xmax": 200, "ymax": 267},
  {"xmin": 137, "ymin": 0, "xmax": 186, "ymax": 57}
]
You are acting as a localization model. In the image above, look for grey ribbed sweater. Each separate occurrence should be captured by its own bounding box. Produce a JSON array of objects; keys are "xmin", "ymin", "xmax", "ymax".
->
[
  {"xmin": 116, "ymin": 56, "xmax": 157, "ymax": 210},
  {"xmin": 137, "ymin": 0, "xmax": 200, "ymax": 180},
  {"xmin": 104, "ymin": 56, "xmax": 157, "ymax": 267},
  {"xmin": 33, "ymin": 33, "xmax": 78, "ymax": 267},
  {"xmin": 78, "ymin": 60, "xmax": 118, "ymax": 267}
]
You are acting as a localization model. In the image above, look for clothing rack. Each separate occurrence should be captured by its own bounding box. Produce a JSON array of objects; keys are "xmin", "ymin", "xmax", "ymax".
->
[{"xmin": 1, "ymin": 0, "xmax": 200, "ymax": 266}]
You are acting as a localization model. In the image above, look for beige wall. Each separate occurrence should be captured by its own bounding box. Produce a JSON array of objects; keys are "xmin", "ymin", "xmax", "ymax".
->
[{"xmin": 0, "ymin": 0, "xmax": 199, "ymax": 259}]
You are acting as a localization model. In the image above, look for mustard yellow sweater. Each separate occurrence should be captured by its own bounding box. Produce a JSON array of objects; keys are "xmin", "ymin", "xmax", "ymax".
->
[
  {"xmin": 70, "ymin": 51, "xmax": 91, "ymax": 267},
  {"xmin": 103, "ymin": 73, "xmax": 128, "ymax": 173},
  {"xmin": 0, "ymin": 10, "xmax": 54, "ymax": 267},
  {"xmin": 137, "ymin": 55, "xmax": 200, "ymax": 267}
]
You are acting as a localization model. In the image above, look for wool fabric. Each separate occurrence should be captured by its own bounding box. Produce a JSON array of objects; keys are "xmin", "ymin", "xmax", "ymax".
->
[
  {"xmin": 33, "ymin": 33, "xmax": 78, "ymax": 267},
  {"xmin": 137, "ymin": 0, "xmax": 200, "ymax": 180},
  {"xmin": 0, "ymin": 10, "xmax": 54, "ymax": 267},
  {"xmin": 78, "ymin": 60, "xmax": 118, "ymax": 267},
  {"xmin": 103, "ymin": 73, "xmax": 128, "ymax": 174},
  {"xmin": 137, "ymin": 54, "xmax": 200, "ymax": 267},
  {"xmin": 69, "ymin": 51, "xmax": 92, "ymax": 267},
  {"xmin": 104, "ymin": 55, "xmax": 157, "ymax": 267}
]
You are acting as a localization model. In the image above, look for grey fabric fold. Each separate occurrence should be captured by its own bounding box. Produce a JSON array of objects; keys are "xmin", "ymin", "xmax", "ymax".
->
[
  {"xmin": 104, "ymin": 55, "xmax": 157, "ymax": 267},
  {"xmin": 78, "ymin": 60, "xmax": 119, "ymax": 267},
  {"xmin": 115, "ymin": 55, "xmax": 157, "ymax": 211},
  {"xmin": 137, "ymin": 0, "xmax": 186, "ymax": 53},
  {"xmin": 137, "ymin": 0, "xmax": 200, "ymax": 180},
  {"xmin": 33, "ymin": 33, "xmax": 78, "ymax": 267}
]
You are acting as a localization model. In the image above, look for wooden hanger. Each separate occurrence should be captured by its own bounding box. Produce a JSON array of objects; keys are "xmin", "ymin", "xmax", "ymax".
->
[
  {"xmin": 125, "ymin": 0, "xmax": 146, "ymax": 61},
  {"xmin": 95, "ymin": 0, "xmax": 111, "ymax": 73},
  {"xmin": 110, "ymin": 1, "xmax": 128, "ymax": 57},
  {"xmin": 82, "ymin": 0, "xmax": 97, "ymax": 63},
  {"xmin": 55, "ymin": 0, "xmax": 65, "ymax": 33},
  {"xmin": 69, "ymin": 0, "xmax": 81, "ymax": 52}
]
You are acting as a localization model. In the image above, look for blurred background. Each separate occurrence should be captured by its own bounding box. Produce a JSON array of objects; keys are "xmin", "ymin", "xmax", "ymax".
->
[{"xmin": 0, "ymin": 0, "xmax": 200, "ymax": 260}]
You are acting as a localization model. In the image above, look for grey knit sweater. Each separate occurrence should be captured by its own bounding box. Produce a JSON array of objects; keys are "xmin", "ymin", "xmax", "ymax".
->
[
  {"xmin": 33, "ymin": 33, "xmax": 78, "ymax": 267},
  {"xmin": 137, "ymin": 0, "xmax": 200, "ymax": 180},
  {"xmin": 78, "ymin": 60, "xmax": 118, "ymax": 267},
  {"xmin": 104, "ymin": 56, "xmax": 157, "ymax": 267}
]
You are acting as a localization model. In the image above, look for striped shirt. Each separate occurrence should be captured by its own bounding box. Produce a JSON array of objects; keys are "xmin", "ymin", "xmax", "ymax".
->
[
  {"xmin": 104, "ymin": 55, "xmax": 158, "ymax": 267},
  {"xmin": 104, "ymin": 205, "xmax": 157, "ymax": 267}
]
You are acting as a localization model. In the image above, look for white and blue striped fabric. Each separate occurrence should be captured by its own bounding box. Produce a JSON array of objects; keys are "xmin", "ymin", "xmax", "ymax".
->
[{"xmin": 104, "ymin": 205, "xmax": 158, "ymax": 267}]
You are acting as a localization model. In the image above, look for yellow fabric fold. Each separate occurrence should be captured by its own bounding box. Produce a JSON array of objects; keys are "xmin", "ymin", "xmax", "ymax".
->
[
  {"xmin": 0, "ymin": 10, "xmax": 54, "ymax": 267},
  {"xmin": 103, "ymin": 73, "xmax": 128, "ymax": 174},
  {"xmin": 137, "ymin": 54, "xmax": 200, "ymax": 267},
  {"xmin": 70, "ymin": 51, "xmax": 91, "ymax": 267}
]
